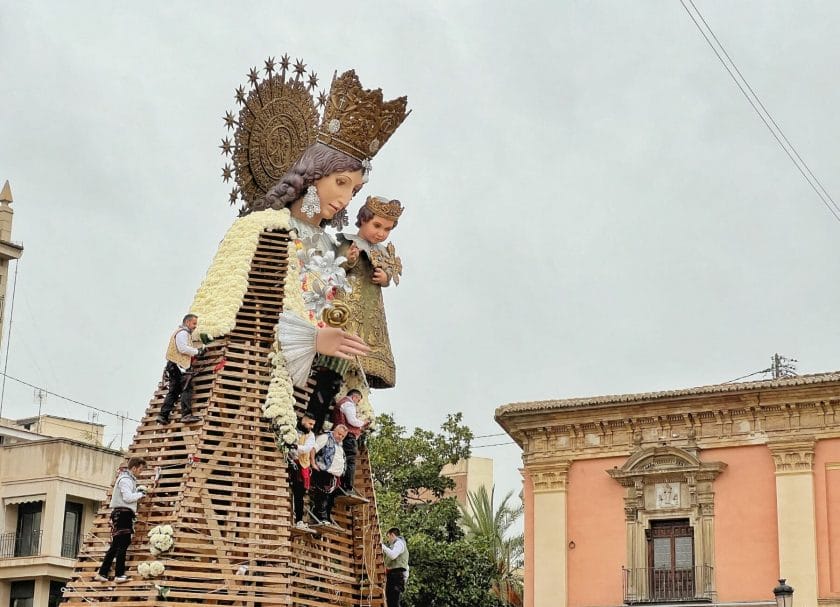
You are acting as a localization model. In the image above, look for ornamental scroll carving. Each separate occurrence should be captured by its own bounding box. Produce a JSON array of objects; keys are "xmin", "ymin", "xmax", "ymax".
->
[
  {"xmin": 609, "ymin": 448, "xmax": 723, "ymax": 518},
  {"xmin": 768, "ymin": 439, "xmax": 815, "ymax": 473}
]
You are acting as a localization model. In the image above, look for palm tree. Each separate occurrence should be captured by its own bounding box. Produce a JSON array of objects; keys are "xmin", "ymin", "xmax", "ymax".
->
[{"xmin": 459, "ymin": 485, "xmax": 524, "ymax": 606}]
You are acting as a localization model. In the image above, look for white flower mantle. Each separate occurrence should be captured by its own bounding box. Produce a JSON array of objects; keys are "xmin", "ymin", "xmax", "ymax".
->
[
  {"xmin": 188, "ymin": 209, "xmax": 373, "ymax": 448},
  {"xmin": 190, "ymin": 209, "xmax": 293, "ymax": 338}
]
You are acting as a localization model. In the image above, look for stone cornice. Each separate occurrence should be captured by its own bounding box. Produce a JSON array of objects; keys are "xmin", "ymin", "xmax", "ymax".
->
[
  {"xmin": 497, "ymin": 371, "xmax": 840, "ymax": 418},
  {"xmin": 511, "ymin": 396, "xmax": 839, "ymax": 464}
]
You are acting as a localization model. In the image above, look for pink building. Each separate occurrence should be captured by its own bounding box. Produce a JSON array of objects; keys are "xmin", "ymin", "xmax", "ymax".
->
[{"xmin": 496, "ymin": 372, "xmax": 840, "ymax": 607}]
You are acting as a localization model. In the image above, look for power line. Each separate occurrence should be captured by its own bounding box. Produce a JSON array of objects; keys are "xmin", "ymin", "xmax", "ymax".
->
[
  {"xmin": 685, "ymin": 0, "xmax": 840, "ymax": 216},
  {"xmin": 473, "ymin": 432, "xmax": 506, "ymax": 439},
  {"xmin": 722, "ymin": 369, "xmax": 771, "ymax": 384},
  {"xmin": 679, "ymin": 0, "xmax": 840, "ymax": 223},
  {"xmin": 0, "ymin": 371, "xmax": 142, "ymax": 423},
  {"xmin": 723, "ymin": 352, "xmax": 798, "ymax": 384},
  {"xmin": 472, "ymin": 441, "xmax": 516, "ymax": 449}
]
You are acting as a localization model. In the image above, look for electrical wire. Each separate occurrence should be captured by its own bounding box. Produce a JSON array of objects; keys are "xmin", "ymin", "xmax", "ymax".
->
[
  {"xmin": 679, "ymin": 0, "xmax": 840, "ymax": 223},
  {"xmin": 472, "ymin": 432, "xmax": 506, "ymax": 439},
  {"xmin": 721, "ymin": 368, "xmax": 772, "ymax": 384},
  {"xmin": 471, "ymin": 440, "xmax": 516, "ymax": 449},
  {"xmin": 686, "ymin": 0, "xmax": 840, "ymax": 216},
  {"xmin": 0, "ymin": 371, "xmax": 141, "ymax": 423}
]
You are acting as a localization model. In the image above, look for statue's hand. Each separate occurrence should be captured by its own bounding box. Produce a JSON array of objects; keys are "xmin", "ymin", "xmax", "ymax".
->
[
  {"xmin": 371, "ymin": 268, "xmax": 390, "ymax": 286},
  {"xmin": 315, "ymin": 327, "xmax": 370, "ymax": 360},
  {"xmin": 347, "ymin": 243, "xmax": 360, "ymax": 265}
]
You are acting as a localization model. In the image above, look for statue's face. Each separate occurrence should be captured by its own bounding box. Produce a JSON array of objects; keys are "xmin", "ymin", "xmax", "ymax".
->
[
  {"xmin": 314, "ymin": 170, "xmax": 364, "ymax": 220},
  {"xmin": 358, "ymin": 215, "xmax": 395, "ymax": 244}
]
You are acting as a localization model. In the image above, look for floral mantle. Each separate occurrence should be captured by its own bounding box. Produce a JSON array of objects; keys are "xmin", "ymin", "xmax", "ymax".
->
[
  {"xmin": 191, "ymin": 209, "xmax": 293, "ymax": 338},
  {"xmin": 187, "ymin": 209, "xmax": 373, "ymax": 449}
]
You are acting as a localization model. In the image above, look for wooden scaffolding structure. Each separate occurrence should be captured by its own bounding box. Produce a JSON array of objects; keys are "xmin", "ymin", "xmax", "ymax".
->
[{"xmin": 63, "ymin": 229, "xmax": 387, "ymax": 606}]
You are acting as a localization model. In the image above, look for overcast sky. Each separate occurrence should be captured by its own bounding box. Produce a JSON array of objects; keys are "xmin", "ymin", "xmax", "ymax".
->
[{"xmin": 1, "ymin": 1, "xmax": 839, "ymax": 508}]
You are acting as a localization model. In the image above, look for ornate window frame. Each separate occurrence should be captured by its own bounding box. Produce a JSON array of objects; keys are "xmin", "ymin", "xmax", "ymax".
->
[{"xmin": 608, "ymin": 445, "xmax": 726, "ymax": 603}]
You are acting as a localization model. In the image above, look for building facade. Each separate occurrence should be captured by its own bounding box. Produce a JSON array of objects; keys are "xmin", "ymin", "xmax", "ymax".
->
[
  {"xmin": 496, "ymin": 372, "xmax": 840, "ymax": 607},
  {"xmin": 0, "ymin": 418, "xmax": 122, "ymax": 606},
  {"xmin": 442, "ymin": 456, "xmax": 495, "ymax": 513},
  {"xmin": 412, "ymin": 457, "xmax": 495, "ymax": 518},
  {"xmin": 11, "ymin": 415, "xmax": 105, "ymax": 447}
]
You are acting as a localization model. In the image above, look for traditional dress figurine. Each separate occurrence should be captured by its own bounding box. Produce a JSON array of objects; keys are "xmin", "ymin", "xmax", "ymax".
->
[{"xmin": 337, "ymin": 196, "xmax": 404, "ymax": 388}]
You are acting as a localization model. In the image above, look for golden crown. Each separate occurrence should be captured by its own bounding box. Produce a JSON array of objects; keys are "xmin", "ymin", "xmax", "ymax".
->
[
  {"xmin": 318, "ymin": 70, "xmax": 410, "ymax": 163},
  {"xmin": 364, "ymin": 196, "xmax": 404, "ymax": 221},
  {"xmin": 220, "ymin": 56, "xmax": 409, "ymax": 214}
]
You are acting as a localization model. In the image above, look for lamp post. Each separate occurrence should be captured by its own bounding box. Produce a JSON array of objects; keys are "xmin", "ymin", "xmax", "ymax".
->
[{"xmin": 773, "ymin": 579, "xmax": 794, "ymax": 607}]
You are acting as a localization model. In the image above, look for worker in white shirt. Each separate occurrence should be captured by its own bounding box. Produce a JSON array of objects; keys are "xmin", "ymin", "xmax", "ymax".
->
[
  {"xmin": 289, "ymin": 412, "xmax": 317, "ymax": 530},
  {"xmin": 331, "ymin": 389, "xmax": 369, "ymax": 497},
  {"xmin": 158, "ymin": 314, "xmax": 204, "ymax": 424},
  {"xmin": 95, "ymin": 457, "xmax": 148, "ymax": 583},
  {"xmin": 310, "ymin": 424, "xmax": 348, "ymax": 526},
  {"xmin": 382, "ymin": 527, "xmax": 409, "ymax": 607}
]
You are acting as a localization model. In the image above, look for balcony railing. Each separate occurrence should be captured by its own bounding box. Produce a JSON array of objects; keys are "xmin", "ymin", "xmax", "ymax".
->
[
  {"xmin": 0, "ymin": 530, "xmax": 43, "ymax": 558},
  {"xmin": 623, "ymin": 565, "xmax": 714, "ymax": 603},
  {"xmin": 61, "ymin": 529, "xmax": 82, "ymax": 558}
]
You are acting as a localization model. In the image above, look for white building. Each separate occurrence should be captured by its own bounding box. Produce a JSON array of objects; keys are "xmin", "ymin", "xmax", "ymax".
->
[{"xmin": 0, "ymin": 417, "xmax": 122, "ymax": 607}]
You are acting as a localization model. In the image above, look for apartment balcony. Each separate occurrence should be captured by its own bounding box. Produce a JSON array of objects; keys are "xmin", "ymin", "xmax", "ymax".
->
[
  {"xmin": 623, "ymin": 565, "xmax": 715, "ymax": 604},
  {"xmin": 0, "ymin": 530, "xmax": 43, "ymax": 558},
  {"xmin": 0, "ymin": 528, "xmax": 84, "ymax": 581}
]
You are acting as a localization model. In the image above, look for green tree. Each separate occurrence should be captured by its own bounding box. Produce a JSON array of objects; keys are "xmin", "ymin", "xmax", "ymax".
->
[
  {"xmin": 402, "ymin": 535, "xmax": 505, "ymax": 607},
  {"xmin": 369, "ymin": 412, "xmax": 472, "ymax": 541},
  {"xmin": 460, "ymin": 485, "xmax": 525, "ymax": 606},
  {"xmin": 368, "ymin": 412, "xmax": 504, "ymax": 607}
]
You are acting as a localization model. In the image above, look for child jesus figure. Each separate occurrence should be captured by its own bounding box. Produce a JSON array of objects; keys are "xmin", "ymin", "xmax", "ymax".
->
[{"xmin": 336, "ymin": 196, "xmax": 404, "ymax": 389}]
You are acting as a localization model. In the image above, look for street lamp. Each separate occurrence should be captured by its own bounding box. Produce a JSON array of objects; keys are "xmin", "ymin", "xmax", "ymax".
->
[{"xmin": 773, "ymin": 579, "xmax": 794, "ymax": 607}]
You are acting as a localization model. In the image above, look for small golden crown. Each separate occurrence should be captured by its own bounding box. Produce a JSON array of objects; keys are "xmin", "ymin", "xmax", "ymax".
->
[
  {"xmin": 364, "ymin": 196, "xmax": 404, "ymax": 221},
  {"xmin": 318, "ymin": 70, "xmax": 410, "ymax": 162}
]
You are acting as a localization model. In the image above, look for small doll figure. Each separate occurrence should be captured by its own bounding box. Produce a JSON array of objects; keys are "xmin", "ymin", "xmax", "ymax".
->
[{"xmin": 336, "ymin": 196, "xmax": 404, "ymax": 388}]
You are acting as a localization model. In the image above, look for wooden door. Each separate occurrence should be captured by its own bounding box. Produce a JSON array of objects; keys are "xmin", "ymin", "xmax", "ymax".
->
[{"xmin": 648, "ymin": 519, "xmax": 694, "ymax": 601}]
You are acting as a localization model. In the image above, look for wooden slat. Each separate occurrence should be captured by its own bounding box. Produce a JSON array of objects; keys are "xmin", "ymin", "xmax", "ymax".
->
[{"xmin": 64, "ymin": 229, "xmax": 386, "ymax": 606}]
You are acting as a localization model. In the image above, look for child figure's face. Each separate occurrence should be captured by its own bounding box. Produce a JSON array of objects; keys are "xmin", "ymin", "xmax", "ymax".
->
[{"xmin": 358, "ymin": 215, "xmax": 395, "ymax": 244}]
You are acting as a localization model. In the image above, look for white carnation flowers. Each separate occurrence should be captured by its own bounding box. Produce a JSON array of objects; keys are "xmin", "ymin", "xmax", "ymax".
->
[
  {"xmin": 148, "ymin": 524, "xmax": 175, "ymax": 556},
  {"xmin": 135, "ymin": 525, "xmax": 174, "ymax": 580},
  {"xmin": 191, "ymin": 209, "xmax": 293, "ymax": 339},
  {"xmin": 137, "ymin": 560, "xmax": 166, "ymax": 579}
]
